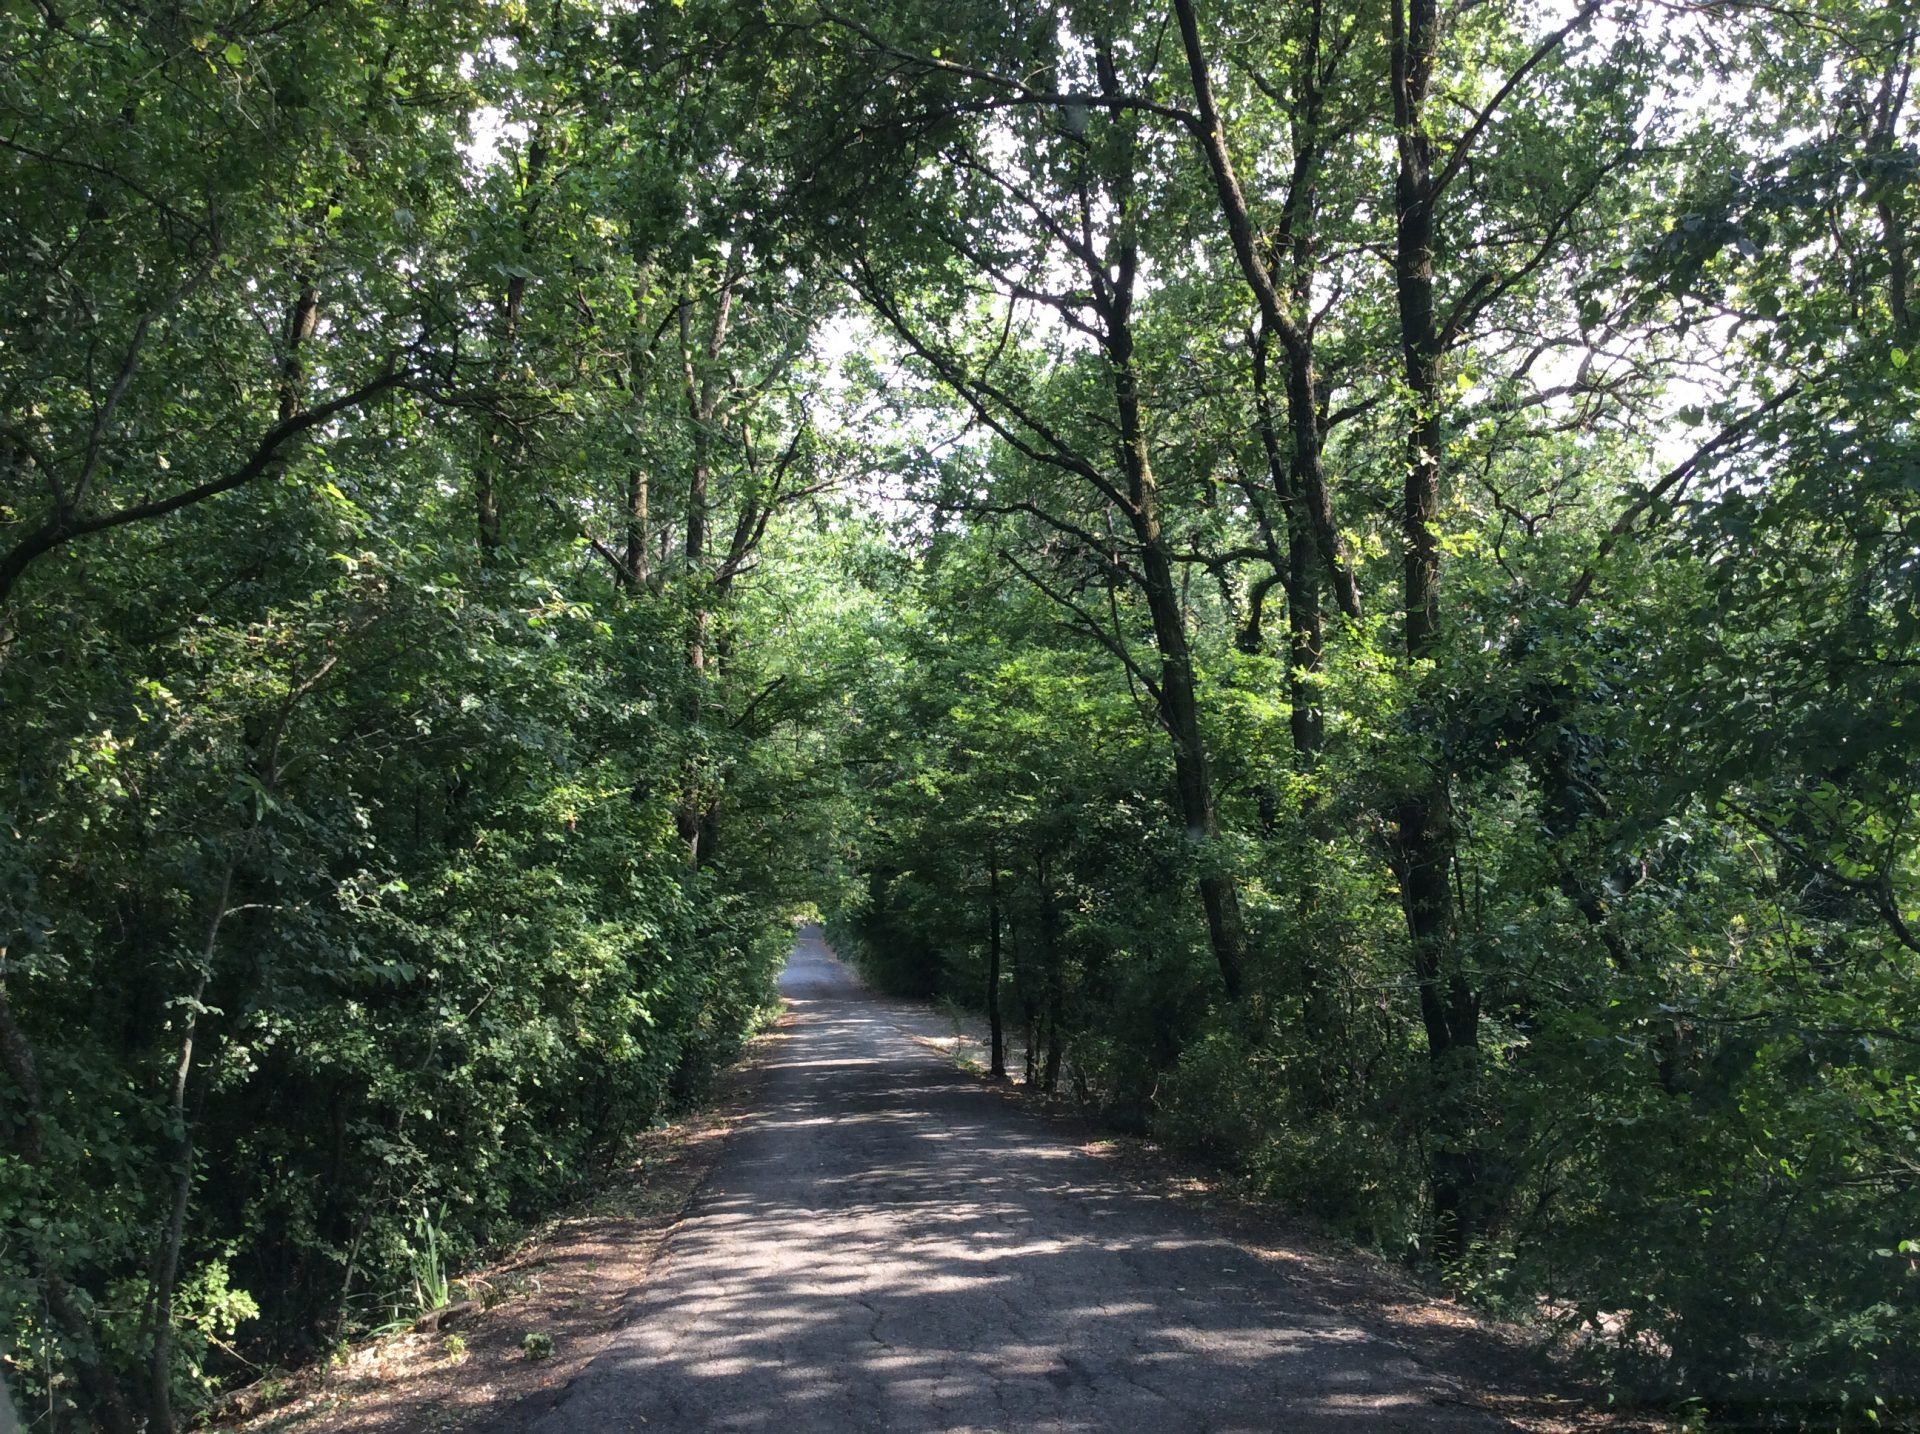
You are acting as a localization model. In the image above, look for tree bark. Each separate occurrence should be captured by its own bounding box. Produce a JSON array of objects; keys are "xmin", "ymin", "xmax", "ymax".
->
[
  {"xmin": 1390, "ymin": 0, "xmax": 1484, "ymax": 1255},
  {"xmin": 986, "ymin": 846, "xmax": 1007, "ymax": 1079},
  {"xmin": 1172, "ymin": 0, "xmax": 1361, "ymax": 621}
]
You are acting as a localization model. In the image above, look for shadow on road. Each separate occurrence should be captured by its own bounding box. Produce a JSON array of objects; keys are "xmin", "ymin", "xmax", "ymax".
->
[{"xmin": 527, "ymin": 926, "xmax": 1500, "ymax": 1433}]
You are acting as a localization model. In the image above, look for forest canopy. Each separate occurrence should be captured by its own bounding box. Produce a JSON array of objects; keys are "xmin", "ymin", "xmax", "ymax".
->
[{"xmin": 1, "ymin": 0, "xmax": 1916, "ymax": 1428}]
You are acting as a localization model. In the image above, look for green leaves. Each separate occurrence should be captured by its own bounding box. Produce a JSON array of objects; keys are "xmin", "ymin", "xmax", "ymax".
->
[
  {"xmin": 3, "ymin": 0, "xmax": 1918, "ymax": 1426},
  {"xmin": 0, "ymin": 0, "xmax": 829, "ymax": 1421}
]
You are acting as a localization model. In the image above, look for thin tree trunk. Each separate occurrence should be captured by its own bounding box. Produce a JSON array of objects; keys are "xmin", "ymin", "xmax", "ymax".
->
[
  {"xmin": 277, "ymin": 280, "xmax": 319, "ymax": 424},
  {"xmin": 1172, "ymin": 0, "xmax": 1360, "ymax": 621},
  {"xmin": 675, "ymin": 268, "xmax": 737, "ymax": 866},
  {"xmin": 624, "ymin": 467, "xmax": 650, "ymax": 590},
  {"xmin": 1860, "ymin": 41, "xmax": 1917, "ymax": 337},
  {"xmin": 1250, "ymin": 335, "xmax": 1326, "ymax": 757},
  {"xmin": 1011, "ymin": 899, "xmax": 1037, "ymax": 1086},
  {"xmin": 986, "ymin": 846, "xmax": 1006, "ymax": 1079},
  {"xmin": 1108, "ymin": 313, "xmax": 1250, "ymax": 1002},
  {"xmin": 146, "ymin": 654, "xmax": 330, "ymax": 1420},
  {"xmin": 145, "ymin": 856, "xmax": 236, "ymax": 1432},
  {"xmin": 1035, "ymin": 852, "xmax": 1064, "ymax": 1093},
  {"xmin": 477, "ymin": 128, "xmax": 547, "ymax": 563},
  {"xmin": 475, "ymin": 269, "xmax": 525, "ymax": 562},
  {"xmin": 1082, "ymin": 51, "xmax": 1250, "ymax": 1000}
]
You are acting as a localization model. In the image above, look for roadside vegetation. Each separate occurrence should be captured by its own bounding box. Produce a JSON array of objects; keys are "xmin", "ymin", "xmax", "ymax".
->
[{"xmin": 2, "ymin": 0, "xmax": 1915, "ymax": 1428}]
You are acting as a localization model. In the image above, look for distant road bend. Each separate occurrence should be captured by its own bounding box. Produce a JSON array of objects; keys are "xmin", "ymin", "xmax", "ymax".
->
[{"xmin": 529, "ymin": 926, "xmax": 1505, "ymax": 1433}]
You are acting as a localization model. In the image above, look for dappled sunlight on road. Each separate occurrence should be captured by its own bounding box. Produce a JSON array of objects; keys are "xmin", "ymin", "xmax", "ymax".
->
[{"xmin": 526, "ymin": 926, "xmax": 1500, "ymax": 1433}]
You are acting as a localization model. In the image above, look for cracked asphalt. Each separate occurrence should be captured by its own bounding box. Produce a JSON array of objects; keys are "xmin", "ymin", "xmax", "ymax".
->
[{"xmin": 526, "ymin": 926, "xmax": 1506, "ymax": 1432}]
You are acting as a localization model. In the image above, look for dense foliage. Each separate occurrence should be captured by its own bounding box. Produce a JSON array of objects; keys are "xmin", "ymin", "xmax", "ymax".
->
[
  {"xmin": 793, "ymin": 0, "xmax": 1920, "ymax": 1426},
  {"xmin": 0, "ymin": 2, "xmax": 860, "ymax": 1427},
  {"xmin": 2, "ymin": 0, "xmax": 1916, "ymax": 1429}
]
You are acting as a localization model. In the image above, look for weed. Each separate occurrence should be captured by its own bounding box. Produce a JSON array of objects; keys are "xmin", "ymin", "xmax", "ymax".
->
[{"xmin": 409, "ymin": 1203, "xmax": 452, "ymax": 1313}]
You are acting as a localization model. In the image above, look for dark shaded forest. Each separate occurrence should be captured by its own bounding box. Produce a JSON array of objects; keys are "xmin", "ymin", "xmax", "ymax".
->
[{"xmin": 1, "ymin": 0, "xmax": 1916, "ymax": 1428}]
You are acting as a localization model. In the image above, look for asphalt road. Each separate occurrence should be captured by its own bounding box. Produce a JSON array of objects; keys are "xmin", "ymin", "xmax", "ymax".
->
[{"xmin": 528, "ymin": 926, "xmax": 1504, "ymax": 1433}]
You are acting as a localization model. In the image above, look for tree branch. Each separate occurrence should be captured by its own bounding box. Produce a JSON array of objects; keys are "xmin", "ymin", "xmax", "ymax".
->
[
  {"xmin": 1429, "ymin": 1, "xmax": 1607, "ymax": 204},
  {"xmin": 1000, "ymin": 547, "xmax": 1163, "ymax": 704},
  {"xmin": 1565, "ymin": 382, "xmax": 1803, "ymax": 607},
  {"xmin": 0, "ymin": 369, "xmax": 409, "ymax": 606}
]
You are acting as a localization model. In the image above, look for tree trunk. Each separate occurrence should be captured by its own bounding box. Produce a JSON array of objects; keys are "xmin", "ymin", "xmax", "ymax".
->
[
  {"xmin": 624, "ymin": 467, "xmax": 650, "ymax": 590},
  {"xmin": 1009, "ymin": 909, "xmax": 1036, "ymax": 1085},
  {"xmin": 675, "ymin": 272, "xmax": 736, "ymax": 867},
  {"xmin": 986, "ymin": 847, "xmax": 1007, "ymax": 1079},
  {"xmin": 1172, "ymin": 0, "xmax": 1360, "ymax": 622},
  {"xmin": 1109, "ymin": 322, "xmax": 1249, "ymax": 1003},
  {"xmin": 277, "ymin": 280, "xmax": 319, "ymax": 424},
  {"xmin": 1391, "ymin": 0, "xmax": 1484, "ymax": 1256},
  {"xmin": 1035, "ymin": 852, "xmax": 1064, "ymax": 1093},
  {"xmin": 476, "ymin": 269, "xmax": 525, "ymax": 563},
  {"xmin": 145, "ymin": 857, "xmax": 236, "ymax": 1432},
  {"xmin": 477, "ymin": 127, "xmax": 547, "ymax": 563},
  {"xmin": 1273, "ymin": 0, "xmax": 1333, "ymax": 757},
  {"xmin": 1250, "ymin": 335, "xmax": 1326, "ymax": 757},
  {"xmin": 1864, "ymin": 48, "xmax": 1915, "ymax": 338}
]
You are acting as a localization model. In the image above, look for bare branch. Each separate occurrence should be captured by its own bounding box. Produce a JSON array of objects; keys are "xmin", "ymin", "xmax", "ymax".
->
[{"xmin": 1000, "ymin": 547, "xmax": 1164, "ymax": 704}]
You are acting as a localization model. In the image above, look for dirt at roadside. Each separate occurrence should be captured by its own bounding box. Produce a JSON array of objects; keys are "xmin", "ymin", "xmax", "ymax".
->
[{"xmin": 214, "ymin": 1027, "xmax": 782, "ymax": 1434}]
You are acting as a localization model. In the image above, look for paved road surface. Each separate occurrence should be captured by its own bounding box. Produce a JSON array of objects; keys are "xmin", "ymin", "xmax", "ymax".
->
[{"xmin": 528, "ymin": 927, "xmax": 1503, "ymax": 1432}]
